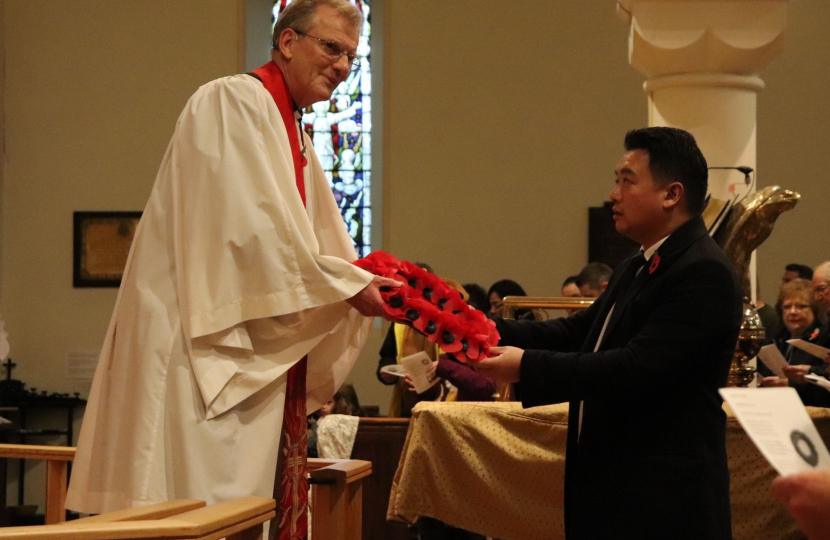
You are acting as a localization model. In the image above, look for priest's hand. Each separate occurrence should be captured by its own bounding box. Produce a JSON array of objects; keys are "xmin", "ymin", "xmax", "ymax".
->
[
  {"xmin": 347, "ymin": 276, "xmax": 402, "ymax": 319},
  {"xmin": 474, "ymin": 346, "xmax": 523, "ymax": 384},
  {"xmin": 772, "ymin": 469, "xmax": 830, "ymax": 540},
  {"xmin": 783, "ymin": 364, "xmax": 811, "ymax": 384}
]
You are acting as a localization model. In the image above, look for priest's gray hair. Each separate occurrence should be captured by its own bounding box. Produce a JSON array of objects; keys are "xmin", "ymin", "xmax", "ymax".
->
[{"xmin": 273, "ymin": 0, "xmax": 364, "ymax": 50}]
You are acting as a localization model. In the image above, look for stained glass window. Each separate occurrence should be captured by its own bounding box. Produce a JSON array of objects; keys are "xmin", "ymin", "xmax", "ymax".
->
[{"xmin": 273, "ymin": 0, "xmax": 373, "ymax": 257}]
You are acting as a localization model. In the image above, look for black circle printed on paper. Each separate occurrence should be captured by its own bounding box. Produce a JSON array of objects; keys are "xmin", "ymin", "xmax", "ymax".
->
[{"xmin": 790, "ymin": 429, "xmax": 820, "ymax": 467}]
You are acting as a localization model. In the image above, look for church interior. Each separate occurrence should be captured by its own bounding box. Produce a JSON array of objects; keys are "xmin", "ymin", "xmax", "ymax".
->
[{"xmin": 1, "ymin": 0, "xmax": 829, "ymax": 538}]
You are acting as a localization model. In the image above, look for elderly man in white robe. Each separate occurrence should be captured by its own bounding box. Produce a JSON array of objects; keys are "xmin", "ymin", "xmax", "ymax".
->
[{"xmin": 66, "ymin": 1, "xmax": 394, "ymax": 538}]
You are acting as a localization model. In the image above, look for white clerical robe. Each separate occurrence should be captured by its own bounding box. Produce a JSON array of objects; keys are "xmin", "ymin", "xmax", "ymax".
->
[{"xmin": 66, "ymin": 74, "xmax": 373, "ymax": 513}]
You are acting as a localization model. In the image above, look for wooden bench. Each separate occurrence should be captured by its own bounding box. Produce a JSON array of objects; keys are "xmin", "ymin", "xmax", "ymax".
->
[
  {"xmin": 0, "ymin": 444, "xmax": 370, "ymax": 538},
  {"xmin": 0, "ymin": 496, "xmax": 274, "ymax": 540}
]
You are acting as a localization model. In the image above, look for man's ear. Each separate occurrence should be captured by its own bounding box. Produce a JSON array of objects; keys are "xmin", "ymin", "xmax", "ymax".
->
[
  {"xmin": 601, "ymin": 282, "xmax": 609, "ymax": 292},
  {"xmin": 663, "ymin": 182, "xmax": 684, "ymax": 210},
  {"xmin": 276, "ymin": 28, "xmax": 297, "ymax": 60}
]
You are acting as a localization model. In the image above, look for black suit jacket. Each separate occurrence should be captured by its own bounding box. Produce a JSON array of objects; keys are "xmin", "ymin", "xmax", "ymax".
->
[{"xmin": 497, "ymin": 216, "xmax": 742, "ymax": 540}]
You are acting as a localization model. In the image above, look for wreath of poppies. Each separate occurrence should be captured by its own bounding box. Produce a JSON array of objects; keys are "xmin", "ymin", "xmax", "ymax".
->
[{"xmin": 353, "ymin": 251, "xmax": 500, "ymax": 363}]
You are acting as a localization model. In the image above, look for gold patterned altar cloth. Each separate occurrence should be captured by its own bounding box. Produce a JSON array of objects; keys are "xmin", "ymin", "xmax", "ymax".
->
[{"xmin": 388, "ymin": 401, "xmax": 830, "ymax": 540}]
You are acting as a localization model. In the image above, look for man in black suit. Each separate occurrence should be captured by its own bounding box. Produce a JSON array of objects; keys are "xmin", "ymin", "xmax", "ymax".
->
[{"xmin": 477, "ymin": 127, "xmax": 743, "ymax": 540}]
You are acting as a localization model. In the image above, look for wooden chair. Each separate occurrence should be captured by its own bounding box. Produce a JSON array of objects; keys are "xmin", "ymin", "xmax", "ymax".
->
[{"xmin": 0, "ymin": 444, "xmax": 371, "ymax": 538}]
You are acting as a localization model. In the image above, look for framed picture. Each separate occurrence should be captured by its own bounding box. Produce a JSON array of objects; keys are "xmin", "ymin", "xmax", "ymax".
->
[{"xmin": 73, "ymin": 211, "xmax": 142, "ymax": 288}]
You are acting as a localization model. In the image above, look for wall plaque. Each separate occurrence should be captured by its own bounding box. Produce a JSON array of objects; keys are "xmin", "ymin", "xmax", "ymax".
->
[{"xmin": 73, "ymin": 211, "xmax": 141, "ymax": 288}]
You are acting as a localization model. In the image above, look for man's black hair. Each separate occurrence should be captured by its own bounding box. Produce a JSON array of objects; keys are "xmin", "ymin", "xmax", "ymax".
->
[
  {"xmin": 785, "ymin": 263, "xmax": 814, "ymax": 280},
  {"xmin": 576, "ymin": 263, "xmax": 613, "ymax": 291},
  {"xmin": 624, "ymin": 127, "xmax": 708, "ymax": 215}
]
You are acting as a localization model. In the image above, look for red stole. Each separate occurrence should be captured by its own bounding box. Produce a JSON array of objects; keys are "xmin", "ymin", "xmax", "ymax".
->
[
  {"xmin": 252, "ymin": 61, "xmax": 307, "ymax": 205},
  {"xmin": 252, "ymin": 61, "xmax": 308, "ymax": 540}
]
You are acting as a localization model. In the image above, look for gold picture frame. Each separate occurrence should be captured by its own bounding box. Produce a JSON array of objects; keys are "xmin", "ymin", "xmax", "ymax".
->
[{"xmin": 73, "ymin": 211, "xmax": 142, "ymax": 287}]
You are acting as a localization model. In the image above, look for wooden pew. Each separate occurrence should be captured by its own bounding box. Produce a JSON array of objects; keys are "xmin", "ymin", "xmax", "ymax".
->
[
  {"xmin": 350, "ymin": 417, "xmax": 410, "ymax": 540},
  {"xmin": 308, "ymin": 459, "xmax": 371, "ymax": 540}
]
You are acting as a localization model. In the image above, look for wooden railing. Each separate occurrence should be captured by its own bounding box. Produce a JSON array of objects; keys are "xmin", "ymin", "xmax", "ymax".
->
[
  {"xmin": 0, "ymin": 444, "xmax": 74, "ymax": 525},
  {"xmin": 499, "ymin": 296, "xmax": 594, "ymax": 320},
  {"xmin": 0, "ymin": 444, "xmax": 371, "ymax": 538}
]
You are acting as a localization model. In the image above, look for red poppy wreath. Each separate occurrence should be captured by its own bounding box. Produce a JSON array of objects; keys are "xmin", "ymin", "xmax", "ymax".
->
[{"xmin": 353, "ymin": 251, "xmax": 500, "ymax": 363}]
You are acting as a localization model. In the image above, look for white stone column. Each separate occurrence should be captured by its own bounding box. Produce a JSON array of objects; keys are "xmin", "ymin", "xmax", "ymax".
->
[{"xmin": 618, "ymin": 0, "xmax": 793, "ymax": 297}]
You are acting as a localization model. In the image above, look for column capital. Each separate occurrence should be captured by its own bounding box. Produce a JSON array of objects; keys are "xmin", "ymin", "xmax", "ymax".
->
[{"xmin": 617, "ymin": 0, "xmax": 793, "ymax": 79}]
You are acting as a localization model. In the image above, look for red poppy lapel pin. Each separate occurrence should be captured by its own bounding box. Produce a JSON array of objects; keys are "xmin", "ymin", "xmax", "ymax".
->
[
  {"xmin": 649, "ymin": 254, "xmax": 661, "ymax": 275},
  {"xmin": 810, "ymin": 327, "xmax": 820, "ymax": 341}
]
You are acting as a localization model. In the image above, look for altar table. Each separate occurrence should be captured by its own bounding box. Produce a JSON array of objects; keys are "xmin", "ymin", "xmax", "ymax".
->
[{"xmin": 388, "ymin": 401, "xmax": 830, "ymax": 540}]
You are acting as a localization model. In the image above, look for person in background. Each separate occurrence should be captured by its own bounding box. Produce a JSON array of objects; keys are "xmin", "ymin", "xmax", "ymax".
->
[
  {"xmin": 377, "ymin": 268, "xmax": 472, "ymax": 417},
  {"xmin": 561, "ymin": 275, "xmax": 583, "ymax": 316},
  {"xmin": 561, "ymin": 275, "xmax": 581, "ymax": 298},
  {"xmin": 313, "ymin": 383, "xmax": 364, "ymax": 459},
  {"xmin": 575, "ymin": 262, "xmax": 613, "ymax": 298},
  {"xmin": 307, "ymin": 385, "xmax": 359, "ymax": 458},
  {"xmin": 769, "ymin": 262, "xmax": 830, "ymax": 540},
  {"xmin": 488, "ymin": 279, "xmax": 531, "ymax": 319},
  {"xmin": 811, "ymin": 261, "xmax": 830, "ymax": 364},
  {"xmin": 411, "ymin": 354, "xmax": 498, "ymax": 404},
  {"xmin": 812, "ymin": 261, "xmax": 830, "ymax": 318},
  {"xmin": 320, "ymin": 382, "xmax": 363, "ymax": 416},
  {"xmin": 755, "ymin": 277, "xmax": 783, "ymax": 341},
  {"xmin": 463, "ymin": 282, "xmax": 489, "ymax": 313},
  {"xmin": 783, "ymin": 263, "xmax": 814, "ymax": 284},
  {"xmin": 757, "ymin": 279, "xmax": 829, "ymax": 406}
]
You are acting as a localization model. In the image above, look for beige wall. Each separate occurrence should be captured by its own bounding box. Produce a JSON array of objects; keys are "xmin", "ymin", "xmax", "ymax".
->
[
  {"xmin": 0, "ymin": 0, "xmax": 826, "ymax": 478},
  {"xmin": 1, "ymin": 0, "xmax": 243, "ymax": 394},
  {"xmin": 755, "ymin": 2, "xmax": 830, "ymax": 303},
  {"xmin": 0, "ymin": 0, "xmax": 5, "ymax": 287}
]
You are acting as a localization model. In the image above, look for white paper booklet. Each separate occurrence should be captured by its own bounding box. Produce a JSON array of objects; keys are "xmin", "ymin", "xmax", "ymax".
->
[
  {"xmin": 805, "ymin": 373, "xmax": 830, "ymax": 394},
  {"xmin": 757, "ymin": 344, "xmax": 788, "ymax": 378},
  {"xmin": 787, "ymin": 339, "xmax": 830, "ymax": 361},
  {"xmin": 720, "ymin": 387, "xmax": 830, "ymax": 476}
]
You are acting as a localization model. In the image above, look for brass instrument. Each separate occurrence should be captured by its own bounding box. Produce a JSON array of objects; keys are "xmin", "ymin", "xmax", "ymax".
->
[
  {"xmin": 713, "ymin": 186, "xmax": 800, "ymax": 386},
  {"xmin": 713, "ymin": 186, "xmax": 800, "ymax": 300}
]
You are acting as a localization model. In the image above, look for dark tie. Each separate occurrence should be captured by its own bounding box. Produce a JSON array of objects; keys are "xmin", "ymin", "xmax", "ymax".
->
[{"xmin": 614, "ymin": 251, "xmax": 647, "ymax": 301}]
